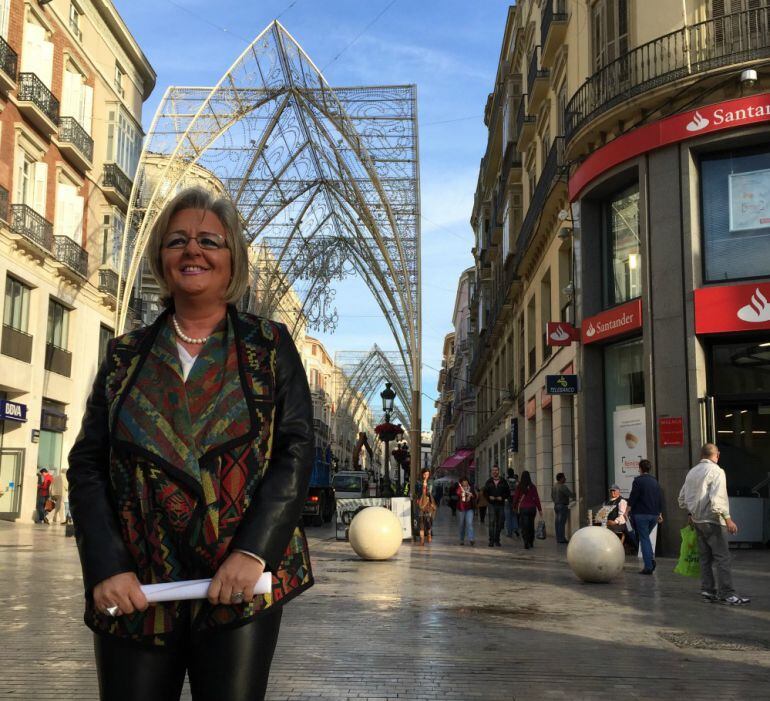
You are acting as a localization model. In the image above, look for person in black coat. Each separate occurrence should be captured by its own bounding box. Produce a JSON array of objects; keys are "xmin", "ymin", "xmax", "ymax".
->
[{"xmin": 483, "ymin": 464, "xmax": 511, "ymax": 546}]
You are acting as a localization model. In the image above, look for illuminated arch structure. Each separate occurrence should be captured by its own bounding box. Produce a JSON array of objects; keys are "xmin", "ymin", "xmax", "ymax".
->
[{"xmin": 115, "ymin": 21, "xmax": 421, "ymax": 490}]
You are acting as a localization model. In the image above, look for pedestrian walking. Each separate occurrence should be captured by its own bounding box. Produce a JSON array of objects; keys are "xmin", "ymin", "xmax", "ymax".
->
[
  {"xmin": 504, "ymin": 468, "xmax": 520, "ymax": 538},
  {"xmin": 68, "ymin": 187, "xmax": 315, "ymax": 700},
  {"xmin": 416, "ymin": 468, "xmax": 437, "ymax": 545},
  {"xmin": 483, "ymin": 464, "xmax": 510, "ymax": 547},
  {"xmin": 551, "ymin": 473, "xmax": 574, "ymax": 544},
  {"xmin": 678, "ymin": 443, "xmax": 750, "ymax": 605},
  {"xmin": 457, "ymin": 478, "xmax": 476, "ymax": 545},
  {"xmin": 512, "ymin": 471, "xmax": 543, "ymax": 549},
  {"xmin": 628, "ymin": 459, "xmax": 663, "ymax": 575},
  {"xmin": 476, "ymin": 486, "xmax": 488, "ymax": 523},
  {"xmin": 35, "ymin": 468, "xmax": 53, "ymax": 524},
  {"xmin": 50, "ymin": 468, "xmax": 68, "ymax": 525}
]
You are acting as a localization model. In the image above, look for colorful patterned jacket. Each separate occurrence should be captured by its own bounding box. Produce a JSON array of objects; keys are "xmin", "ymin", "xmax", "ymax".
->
[{"xmin": 68, "ymin": 306, "xmax": 314, "ymax": 646}]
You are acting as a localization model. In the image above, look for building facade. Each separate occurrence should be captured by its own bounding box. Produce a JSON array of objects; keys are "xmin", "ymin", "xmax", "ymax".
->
[
  {"xmin": 466, "ymin": 0, "xmax": 770, "ymax": 552},
  {"xmin": 0, "ymin": 0, "xmax": 154, "ymax": 522},
  {"xmin": 430, "ymin": 332, "xmax": 455, "ymax": 471}
]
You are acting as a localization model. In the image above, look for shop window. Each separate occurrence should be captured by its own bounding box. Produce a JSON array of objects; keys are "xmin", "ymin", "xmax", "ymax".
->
[
  {"xmin": 700, "ymin": 144, "xmax": 770, "ymax": 281},
  {"xmin": 4, "ymin": 276, "xmax": 31, "ymax": 332},
  {"xmin": 604, "ymin": 339, "xmax": 645, "ymax": 494},
  {"xmin": 603, "ymin": 183, "xmax": 641, "ymax": 307}
]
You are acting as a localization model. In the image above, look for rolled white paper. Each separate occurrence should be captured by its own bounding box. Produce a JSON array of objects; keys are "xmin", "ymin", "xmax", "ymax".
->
[{"xmin": 141, "ymin": 572, "xmax": 273, "ymax": 603}]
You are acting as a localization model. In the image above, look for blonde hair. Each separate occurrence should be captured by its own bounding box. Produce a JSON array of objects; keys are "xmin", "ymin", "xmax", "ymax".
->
[{"xmin": 146, "ymin": 187, "xmax": 249, "ymax": 306}]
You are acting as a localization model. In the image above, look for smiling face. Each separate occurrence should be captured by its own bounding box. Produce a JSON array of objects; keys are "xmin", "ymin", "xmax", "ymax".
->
[
  {"xmin": 491, "ymin": 466, "xmax": 500, "ymax": 479},
  {"xmin": 160, "ymin": 209, "xmax": 232, "ymax": 306}
]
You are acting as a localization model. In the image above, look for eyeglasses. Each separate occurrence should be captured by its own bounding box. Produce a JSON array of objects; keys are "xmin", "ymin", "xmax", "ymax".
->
[{"xmin": 163, "ymin": 233, "xmax": 228, "ymax": 250}]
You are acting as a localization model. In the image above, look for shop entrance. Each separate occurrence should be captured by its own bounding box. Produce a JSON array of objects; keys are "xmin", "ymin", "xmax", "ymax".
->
[
  {"xmin": 709, "ymin": 339, "xmax": 770, "ymax": 545},
  {"xmin": 0, "ymin": 449, "xmax": 25, "ymax": 521}
]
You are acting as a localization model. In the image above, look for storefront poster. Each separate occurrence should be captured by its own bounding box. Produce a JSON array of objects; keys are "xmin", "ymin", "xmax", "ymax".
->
[
  {"xmin": 728, "ymin": 168, "xmax": 770, "ymax": 232},
  {"xmin": 658, "ymin": 416, "xmax": 684, "ymax": 447},
  {"xmin": 335, "ymin": 497, "xmax": 412, "ymax": 541},
  {"xmin": 612, "ymin": 407, "xmax": 646, "ymax": 496}
]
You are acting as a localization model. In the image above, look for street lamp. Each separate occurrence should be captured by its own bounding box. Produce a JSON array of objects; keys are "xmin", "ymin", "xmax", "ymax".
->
[{"xmin": 381, "ymin": 382, "xmax": 395, "ymax": 423}]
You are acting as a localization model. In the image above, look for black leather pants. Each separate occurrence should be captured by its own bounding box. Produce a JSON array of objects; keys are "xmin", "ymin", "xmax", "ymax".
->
[{"xmin": 93, "ymin": 606, "xmax": 282, "ymax": 701}]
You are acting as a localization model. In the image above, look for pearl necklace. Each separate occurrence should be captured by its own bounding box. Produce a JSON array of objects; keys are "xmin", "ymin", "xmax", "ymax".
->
[{"xmin": 172, "ymin": 315, "xmax": 210, "ymax": 345}]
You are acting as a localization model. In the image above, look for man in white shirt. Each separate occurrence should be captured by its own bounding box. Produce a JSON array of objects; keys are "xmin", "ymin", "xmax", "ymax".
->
[{"xmin": 678, "ymin": 443, "xmax": 750, "ymax": 606}]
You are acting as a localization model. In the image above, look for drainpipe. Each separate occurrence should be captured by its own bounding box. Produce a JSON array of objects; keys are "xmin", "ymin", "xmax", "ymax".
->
[{"xmin": 682, "ymin": 0, "xmax": 692, "ymax": 74}]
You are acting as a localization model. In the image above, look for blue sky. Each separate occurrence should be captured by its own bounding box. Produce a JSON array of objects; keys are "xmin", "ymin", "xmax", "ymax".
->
[{"xmin": 114, "ymin": 0, "xmax": 510, "ymax": 429}]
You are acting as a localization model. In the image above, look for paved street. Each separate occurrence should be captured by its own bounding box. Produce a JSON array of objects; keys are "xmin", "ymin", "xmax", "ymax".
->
[{"xmin": 1, "ymin": 510, "xmax": 769, "ymax": 701}]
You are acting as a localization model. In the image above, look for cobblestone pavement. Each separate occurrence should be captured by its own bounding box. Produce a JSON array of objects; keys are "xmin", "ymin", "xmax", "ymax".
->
[{"xmin": 1, "ymin": 510, "xmax": 769, "ymax": 701}]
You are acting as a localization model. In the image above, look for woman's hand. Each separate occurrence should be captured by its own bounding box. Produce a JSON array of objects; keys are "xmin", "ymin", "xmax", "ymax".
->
[
  {"xmin": 208, "ymin": 552, "xmax": 264, "ymax": 606},
  {"xmin": 93, "ymin": 572, "xmax": 148, "ymax": 616}
]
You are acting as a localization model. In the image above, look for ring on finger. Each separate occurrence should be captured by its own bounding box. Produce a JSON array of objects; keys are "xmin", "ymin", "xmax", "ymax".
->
[
  {"xmin": 230, "ymin": 591, "xmax": 245, "ymax": 604},
  {"xmin": 104, "ymin": 605, "xmax": 122, "ymax": 617}
]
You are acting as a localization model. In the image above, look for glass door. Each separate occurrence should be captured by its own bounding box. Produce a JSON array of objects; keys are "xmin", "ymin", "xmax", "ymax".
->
[{"xmin": 0, "ymin": 449, "xmax": 25, "ymax": 520}]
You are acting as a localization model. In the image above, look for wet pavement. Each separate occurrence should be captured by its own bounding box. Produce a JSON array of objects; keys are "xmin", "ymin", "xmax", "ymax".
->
[{"xmin": 1, "ymin": 509, "xmax": 769, "ymax": 700}]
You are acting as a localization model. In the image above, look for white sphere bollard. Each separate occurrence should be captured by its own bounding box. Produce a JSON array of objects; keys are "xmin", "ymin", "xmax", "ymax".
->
[
  {"xmin": 566, "ymin": 526, "xmax": 626, "ymax": 583},
  {"xmin": 348, "ymin": 506, "xmax": 402, "ymax": 560}
]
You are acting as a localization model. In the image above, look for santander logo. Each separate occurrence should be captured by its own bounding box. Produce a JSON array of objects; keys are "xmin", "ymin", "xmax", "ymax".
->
[
  {"xmin": 585, "ymin": 323, "xmax": 596, "ymax": 338},
  {"xmin": 686, "ymin": 110, "xmax": 710, "ymax": 132},
  {"xmin": 549, "ymin": 325, "xmax": 570, "ymax": 342},
  {"xmin": 737, "ymin": 288, "xmax": 770, "ymax": 323}
]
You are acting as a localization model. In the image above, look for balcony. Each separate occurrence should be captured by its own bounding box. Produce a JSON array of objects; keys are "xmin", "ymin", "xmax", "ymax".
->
[
  {"xmin": 45, "ymin": 343, "xmax": 72, "ymax": 377},
  {"xmin": 58, "ymin": 117, "xmax": 93, "ymax": 171},
  {"xmin": 514, "ymin": 137, "xmax": 567, "ymax": 270},
  {"xmin": 527, "ymin": 47, "xmax": 550, "ymax": 110},
  {"xmin": 0, "ymin": 185, "xmax": 8, "ymax": 224},
  {"xmin": 98, "ymin": 268, "xmax": 119, "ymax": 298},
  {"xmin": 501, "ymin": 139, "xmax": 522, "ymax": 188},
  {"xmin": 0, "ymin": 34, "xmax": 17, "ymax": 94},
  {"xmin": 516, "ymin": 95, "xmax": 536, "ymax": 150},
  {"xmin": 17, "ymin": 73, "xmax": 59, "ymax": 136},
  {"xmin": 103, "ymin": 163, "xmax": 132, "ymax": 208},
  {"xmin": 1, "ymin": 325, "xmax": 33, "ymax": 364},
  {"xmin": 541, "ymin": 0, "xmax": 569, "ymax": 68},
  {"xmin": 54, "ymin": 236, "xmax": 89, "ymax": 281},
  {"xmin": 565, "ymin": 6, "xmax": 770, "ymax": 143},
  {"xmin": 10, "ymin": 204, "xmax": 53, "ymax": 257}
]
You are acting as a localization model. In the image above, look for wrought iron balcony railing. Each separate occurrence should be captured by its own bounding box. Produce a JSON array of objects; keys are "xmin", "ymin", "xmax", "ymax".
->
[
  {"xmin": 0, "ymin": 185, "xmax": 8, "ymax": 223},
  {"xmin": 18, "ymin": 73, "xmax": 59, "ymax": 125},
  {"xmin": 516, "ymin": 95, "xmax": 535, "ymax": 140},
  {"xmin": 514, "ymin": 137, "xmax": 566, "ymax": 266},
  {"xmin": 98, "ymin": 268, "xmax": 119, "ymax": 297},
  {"xmin": 54, "ymin": 235, "xmax": 88, "ymax": 278},
  {"xmin": 11, "ymin": 204, "xmax": 53, "ymax": 251},
  {"xmin": 0, "ymin": 34, "xmax": 18, "ymax": 84},
  {"xmin": 103, "ymin": 163, "xmax": 132, "ymax": 201},
  {"xmin": 541, "ymin": 0, "xmax": 568, "ymax": 48},
  {"xmin": 527, "ymin": 46, "xmax": 548, "ymax": 93},
  {"xmin": 58, "ymin": 116, "xmax": 94, "ymax": 163},
  {"xmin": 565, "ymin": 7, "xmax": 770, "ymax": 141}
]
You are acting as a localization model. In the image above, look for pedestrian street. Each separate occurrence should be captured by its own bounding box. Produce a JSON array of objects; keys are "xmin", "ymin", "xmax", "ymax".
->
[{"xmin": 1, "ymin": 509, "xmax": 769, "ymax": 701}]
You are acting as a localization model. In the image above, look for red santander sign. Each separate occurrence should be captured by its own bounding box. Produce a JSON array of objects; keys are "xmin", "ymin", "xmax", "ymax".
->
[
  {"xmin": 546, "ymin": 322, "xmax": 579, "ymax": 347},
  {"xmin": 582, "ymin": 298, "xmax": 642, "ymax": 344},
  {"xmin": 695, "ymin": 282, "xmax": 770, "ymax": 334}
]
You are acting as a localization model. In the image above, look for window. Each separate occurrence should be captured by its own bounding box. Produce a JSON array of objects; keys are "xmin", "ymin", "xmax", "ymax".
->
[
  {"xmin": 0, "ymin": 0, "xmax": 10, "ymax": 39},
  {"xmin": 21, "ymin": 18, "xmax": 53, "ymax": 87},
  {"xmin": 106, "ymin": 106, "xmax": 142, "ymax": 177},
  {"xmin": 101, "ymin": 210, "xmax": 125, "ymax": 265},
  {"xmin": 700, "ymin": 144, "xmax": 770, "ymax": 281},
  {"xmin": 4, "ymin": 276, "xmax": 31, "ymax": 332},
  {"xmin": 98, "ymin": 324, "xmax": 113, "ymax": 362},
  {"xmin": 15, "ymin": 148, "xmax": 47, "ymax": 214},
  {"xmin": 541, "ymin": 270, "xmax": 552, "ymax": 361},
  {"xmin": 591, "ymin": 0, "xmax": 629, "ymax": 71},
  {"xmin": 62, "ymin": 64, "xmax": 93, "ymax": 132},
  {"xmin": 54, "ymin": 180, "xmax": 84, "ymax": 242},
  {"xmin": 69, "ymin": 3, "xmax": 82, "ymax": 40},
  {"xmin": 603, "ymin": 183, "xmax": 641, "ymax": 307},
  {"xmin": 47, "ymin": 299, "xmax": 69, "ymax": 349},
  {"xmin": 114, "ymin": 62, "xmax": 125, "ymax": 97}
]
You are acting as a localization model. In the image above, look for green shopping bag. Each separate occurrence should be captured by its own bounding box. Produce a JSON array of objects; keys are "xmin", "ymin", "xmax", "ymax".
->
[{"xmin": 673, "ymin": 525, "xmax": 700, "ymax": 578}]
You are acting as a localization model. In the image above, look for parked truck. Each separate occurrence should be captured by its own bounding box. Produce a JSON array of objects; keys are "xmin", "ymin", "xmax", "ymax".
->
[{"xmin": 302, "ymin": 449, "xmax": 336, "ymax": 526}]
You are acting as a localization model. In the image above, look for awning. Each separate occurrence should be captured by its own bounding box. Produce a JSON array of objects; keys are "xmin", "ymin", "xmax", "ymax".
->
[{"xmin": 438, "ymin": 449, "xmax": 473, "ymax": 471}]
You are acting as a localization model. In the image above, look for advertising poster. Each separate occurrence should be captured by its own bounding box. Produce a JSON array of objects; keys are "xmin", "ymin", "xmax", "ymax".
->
[
  {"xmin": 729, "ymin": 168, "xmax": 770, "ymax": 232},
  {"xmin": 335, "ymin": 497, "xmax": 412, "ymax": 541},
  {"xmin": 612, "ymin": 407, "xmax": 646, "ymax": 496}
]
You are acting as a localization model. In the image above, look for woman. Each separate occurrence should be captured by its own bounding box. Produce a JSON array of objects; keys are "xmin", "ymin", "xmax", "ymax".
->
[
  {"xmin": 511, "ymin": 470, "xmax": 543, "ymax": 549},
  {"xmin": 68, "ymin": 187, "xmax": 314, "ymax": 701},
  {"xmin": 456, "ymin": 477, "xmax": 476, "ymax": 546},
  {"xmin": 415, "ymin": 468, "xmax": 437, "ymax": 545}
]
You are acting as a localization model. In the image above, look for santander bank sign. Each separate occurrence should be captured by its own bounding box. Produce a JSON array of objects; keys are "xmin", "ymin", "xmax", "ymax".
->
[
  {"xmin": 582, "ymin": 298, "xmax": 643, "ymax": 345},
  {"xmin": 570, "ymin": 93, "xmax": 770, "ymax": 201}
]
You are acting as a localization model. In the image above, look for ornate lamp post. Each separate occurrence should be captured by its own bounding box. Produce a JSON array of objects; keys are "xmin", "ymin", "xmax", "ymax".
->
[{"xmin": 377, "ymin": 382, "xmax": 397, "ymax": 497}]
